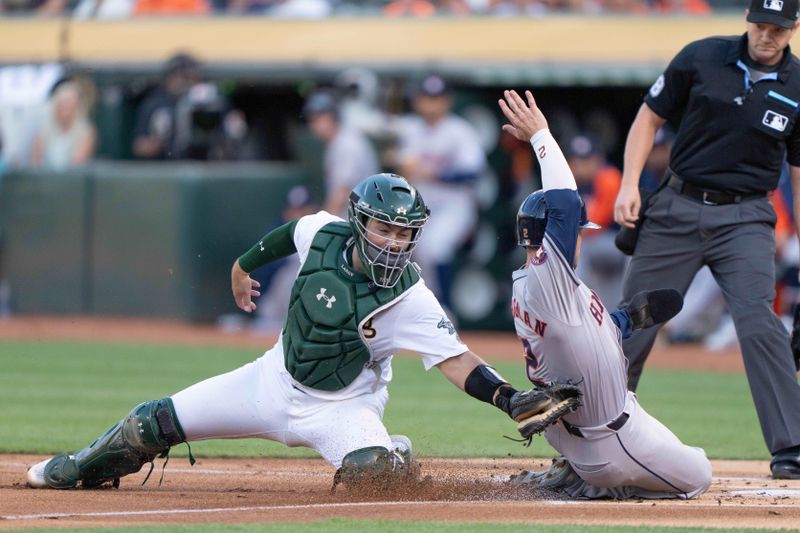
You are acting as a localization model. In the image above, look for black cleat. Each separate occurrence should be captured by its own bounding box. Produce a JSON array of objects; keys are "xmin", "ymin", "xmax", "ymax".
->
[{"xmin": 626, "ymin": 289, "xmax": 683, "ymax": 331}]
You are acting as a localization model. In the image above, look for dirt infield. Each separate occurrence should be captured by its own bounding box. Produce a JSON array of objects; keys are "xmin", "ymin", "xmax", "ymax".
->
[
  {"xmin": 0, "ymin": 317, "xmax": 760, "ymax": 530},
  {"xmin": 2, "ymin": 455, "xmax": 799, "ymax": 530}
]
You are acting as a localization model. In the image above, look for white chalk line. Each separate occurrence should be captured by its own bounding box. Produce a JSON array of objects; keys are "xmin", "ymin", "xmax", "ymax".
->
[
  {"xmin": 5, "ymin": 497, "xmax": 800, "ymax": 522},
  {"xmin": 1, "ymin": 462, "xmax": 325, "ymax": 478},
  {"xmin": 730, "ymin": 489, "xmax": 800, "ymax": 497}
]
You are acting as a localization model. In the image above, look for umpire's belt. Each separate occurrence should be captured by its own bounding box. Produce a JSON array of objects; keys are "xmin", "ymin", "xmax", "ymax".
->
[
  {"xmin": 562, "ymin": 412, "xmax": 629, "ymax": 439},
  {"xmin": 667, "ymin": 175, "xmax": 765, "ymax": 206}
]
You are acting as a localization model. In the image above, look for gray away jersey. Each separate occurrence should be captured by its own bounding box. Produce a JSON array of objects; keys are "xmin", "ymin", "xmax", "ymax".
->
[{"xmin": 511, "ymin": 233, "xmax": 628, "ymax": 427}]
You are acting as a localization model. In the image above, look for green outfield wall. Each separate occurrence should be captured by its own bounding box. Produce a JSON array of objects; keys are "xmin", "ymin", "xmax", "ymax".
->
[{"xmin": 0, "ymin": 163, "xmax": 306, "ymax": 321}]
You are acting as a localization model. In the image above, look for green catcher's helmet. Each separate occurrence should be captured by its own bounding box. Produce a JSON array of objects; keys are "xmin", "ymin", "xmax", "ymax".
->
[{"xmin": 347, "ymin": 173, "xmax": 430, "ymax": 288}]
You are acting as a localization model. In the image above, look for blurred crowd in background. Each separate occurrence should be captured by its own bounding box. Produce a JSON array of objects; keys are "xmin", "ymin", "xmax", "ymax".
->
[
  {"xmin": 1, "ymin": 35, "xmax": 798, "ymax": 348},
  {"xmin": 0, "ymin": 0, "xmax": 731, "ymax": 17}
]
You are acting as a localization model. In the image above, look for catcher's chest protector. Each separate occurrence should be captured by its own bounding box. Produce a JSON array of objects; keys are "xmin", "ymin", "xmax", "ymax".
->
[{"xmin": 283, "ymin": 222, "xmax": 418, "ymax": 391}]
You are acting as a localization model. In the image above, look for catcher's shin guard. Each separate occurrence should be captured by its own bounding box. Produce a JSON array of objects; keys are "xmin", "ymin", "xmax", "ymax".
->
[
  {"xmin": 332, "ymin": 442, "xmax": 420, "ymax": 492},
  {"xmin": 43, "ymin": 398, "xmax": 188, "ymax": 489}
]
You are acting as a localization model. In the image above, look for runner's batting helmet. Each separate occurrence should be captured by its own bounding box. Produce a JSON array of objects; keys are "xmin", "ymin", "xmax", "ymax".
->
[{"xmin": 516, "ymin": 190, "xmax": 600, "ymax": 247}]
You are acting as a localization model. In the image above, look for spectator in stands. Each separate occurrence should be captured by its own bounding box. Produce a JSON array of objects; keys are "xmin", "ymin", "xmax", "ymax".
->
[
  {"xmin": 438, "ymin": 0, "xmax": 472, "ymax": 14},
  {"xmin": 133, "ymin": 0, "xmax": 209, "ymax": 15},
  {"xmin": 72, "ymin": 0, "xmax": 134, "ymax": 18},
  {"xmin": 0, "ymin": 0, "xmax": 74, "ymax": 15},
  {"xmin": 650, "ymin": 0, "xmax": 710, "ymax": 14},
  {"xmin": 395, "ymin": 74, "xmax": 486, "ymax": 308},
  {"xmin": 30, "ymin": 79, "xmax": 97, "ymax": 171},
  {"xmin": 601, "ymin": 0, "xmax": 645, "ymax": 12},
  {"xmin": 211, "ymin": 0, "xmax": 270, "ymax": 13},
  {"xmin": 488, "ymin": 0, "xmax": 548, "ymax": 16},
  {"xmin": 566, "ymin": 132, "xmax": 626, "ymax": 307},
  {"xmin": 304, "ymin": 89, "xmax": 380, "ymax": 218},
  {"xmin": 132, "ymin": 53, "xmax": 200, "ymax": 160},
  {"xmin": 269, "ymin": 0, "xmax": 331, "ymax": 17},
  {"xmin": 384, "ymin": 0, "xmax": 436, "ymax": 17}
]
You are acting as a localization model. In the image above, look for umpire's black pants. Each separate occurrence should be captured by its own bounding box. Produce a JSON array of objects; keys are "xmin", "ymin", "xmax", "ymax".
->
[{"xmin": 620, "ymin": 186, "xmax": 800, "ymax": 455}]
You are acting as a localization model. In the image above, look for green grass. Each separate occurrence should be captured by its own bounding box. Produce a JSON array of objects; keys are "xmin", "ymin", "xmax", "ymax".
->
[
  {"xmin": 0, "ymin": 340, "xmax": 765, "ymax": 460},
  {"xmin": 2, "ymin": 521, "xmax": 789, "ymax": 533}
]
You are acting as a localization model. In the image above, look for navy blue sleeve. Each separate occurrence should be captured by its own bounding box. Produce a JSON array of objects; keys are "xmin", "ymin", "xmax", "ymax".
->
[
  {"xmin": 610, "ymin": 309, "xmax": 633, "ymax": 339},
  {"xmin": 543, "ymin": 189, "xmax": 582, "ymax": 265}
]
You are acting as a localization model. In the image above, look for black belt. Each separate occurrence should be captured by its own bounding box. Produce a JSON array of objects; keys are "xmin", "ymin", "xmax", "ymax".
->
[
  {"xmin": 562, "ymin": 412, "xmax": 630, "ymax": 439},
  {"xmin": 667, "ymin": 175, "xmax": 765, "ymax": 206}
]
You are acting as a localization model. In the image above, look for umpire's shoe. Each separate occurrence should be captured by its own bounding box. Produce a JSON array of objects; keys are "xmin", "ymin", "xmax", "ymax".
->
[
  {"xmin": 771, "ymin": 446, "xmax": 800, "ymax": 479},
  {"xmin": 626, "ymin": 289, "xmax": 683, "ymax": 331}
]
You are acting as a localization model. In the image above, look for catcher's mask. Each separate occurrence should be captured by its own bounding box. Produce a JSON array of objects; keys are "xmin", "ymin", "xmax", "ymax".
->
[
  {"xmin": 347, "ymin": 173, "xmax": 429, "ymax": 288},
  {"xmin": 516, "ymin": 189, "xmax": 600, "ymax": 247}
]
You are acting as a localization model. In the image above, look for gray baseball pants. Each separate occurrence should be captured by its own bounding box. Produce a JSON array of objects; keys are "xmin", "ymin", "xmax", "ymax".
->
[{"xmin": 620, "ymin": 186, "xmax": 800, "ymax": 454}]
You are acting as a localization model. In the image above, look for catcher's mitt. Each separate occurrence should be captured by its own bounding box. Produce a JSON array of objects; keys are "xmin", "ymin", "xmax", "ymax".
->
[
  {"xmin": 791, "ymin": 303, "xmax": 800, "ymax": 372},
  {"xmin": 509, "ymin": 382, "xmax": 582, "ymax": 442}
]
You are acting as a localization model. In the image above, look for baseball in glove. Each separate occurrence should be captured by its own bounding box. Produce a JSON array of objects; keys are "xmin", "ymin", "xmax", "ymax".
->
[{"xmin": 501, "ymin": 382, "xmax": 582, "ymax": 444}]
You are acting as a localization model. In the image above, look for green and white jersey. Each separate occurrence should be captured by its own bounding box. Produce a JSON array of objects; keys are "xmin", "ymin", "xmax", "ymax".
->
[{"xmin": 267, "ymin": 211, "xmax": 468, "ymax": 401}]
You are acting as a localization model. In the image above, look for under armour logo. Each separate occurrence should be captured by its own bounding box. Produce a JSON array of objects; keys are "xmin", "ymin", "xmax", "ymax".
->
[
  {"xmin": 396, "ymin": 206, "xmax": 407, "ymax": 215},
  {"xmin": 259, "ymin": 241, "xmax": 265, "ymax": 252},
  {"xmin": 316, "ymin": 287, "xmax": 336, "ymax": 308},
  {"xmin": 733, "ymin": 96, "xmax": 744, "ymax": 106},
  {"xmin": 138, "ymin": 422, "xmax": 144, "ymax": 434}
]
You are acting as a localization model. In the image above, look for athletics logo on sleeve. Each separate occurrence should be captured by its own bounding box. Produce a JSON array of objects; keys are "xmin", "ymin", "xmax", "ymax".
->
[
  {"xmin": 649, "ymin": 75, "xmax": 665, "ymax": 98},
  {"xmin": 437, "ymin": 317, "xmax": 456, "ymax": 334}
]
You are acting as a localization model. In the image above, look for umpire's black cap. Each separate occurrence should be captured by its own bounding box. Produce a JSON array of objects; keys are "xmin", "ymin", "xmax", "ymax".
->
[{"xmin": 748, "ymin": 0, "xmax": 799, "ymax": 29}]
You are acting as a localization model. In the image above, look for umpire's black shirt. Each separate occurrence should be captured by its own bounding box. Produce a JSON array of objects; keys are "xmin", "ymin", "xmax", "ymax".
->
[{"xmin": 646, "ymin": 33, "xmax": 800, "ymax": 194}]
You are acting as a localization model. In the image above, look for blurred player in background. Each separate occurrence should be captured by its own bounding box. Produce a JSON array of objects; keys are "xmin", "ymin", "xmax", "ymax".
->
[
  {"xmin": 565, "ymin": 132, "xmax": 625, "ymax": 308},
  {"xmin": 304, "ymin": 89, "xmax": 380, "ymax": 218},
  {"xmin": 395, "ymin": 74, "xmax": 486, "ymax": 308},
  {"xmin": 249, "ymin": 185, "xmax": 319, "ymax": 333},
  {"xmin": 499, "ymin": 88, "xmax": 711, "ymax": 499}
]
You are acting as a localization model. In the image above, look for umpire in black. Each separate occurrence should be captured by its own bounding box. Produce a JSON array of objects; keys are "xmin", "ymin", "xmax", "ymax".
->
[{"xmin": 614, "ymin": 0, "xmax": 800, "ymax": 479}]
